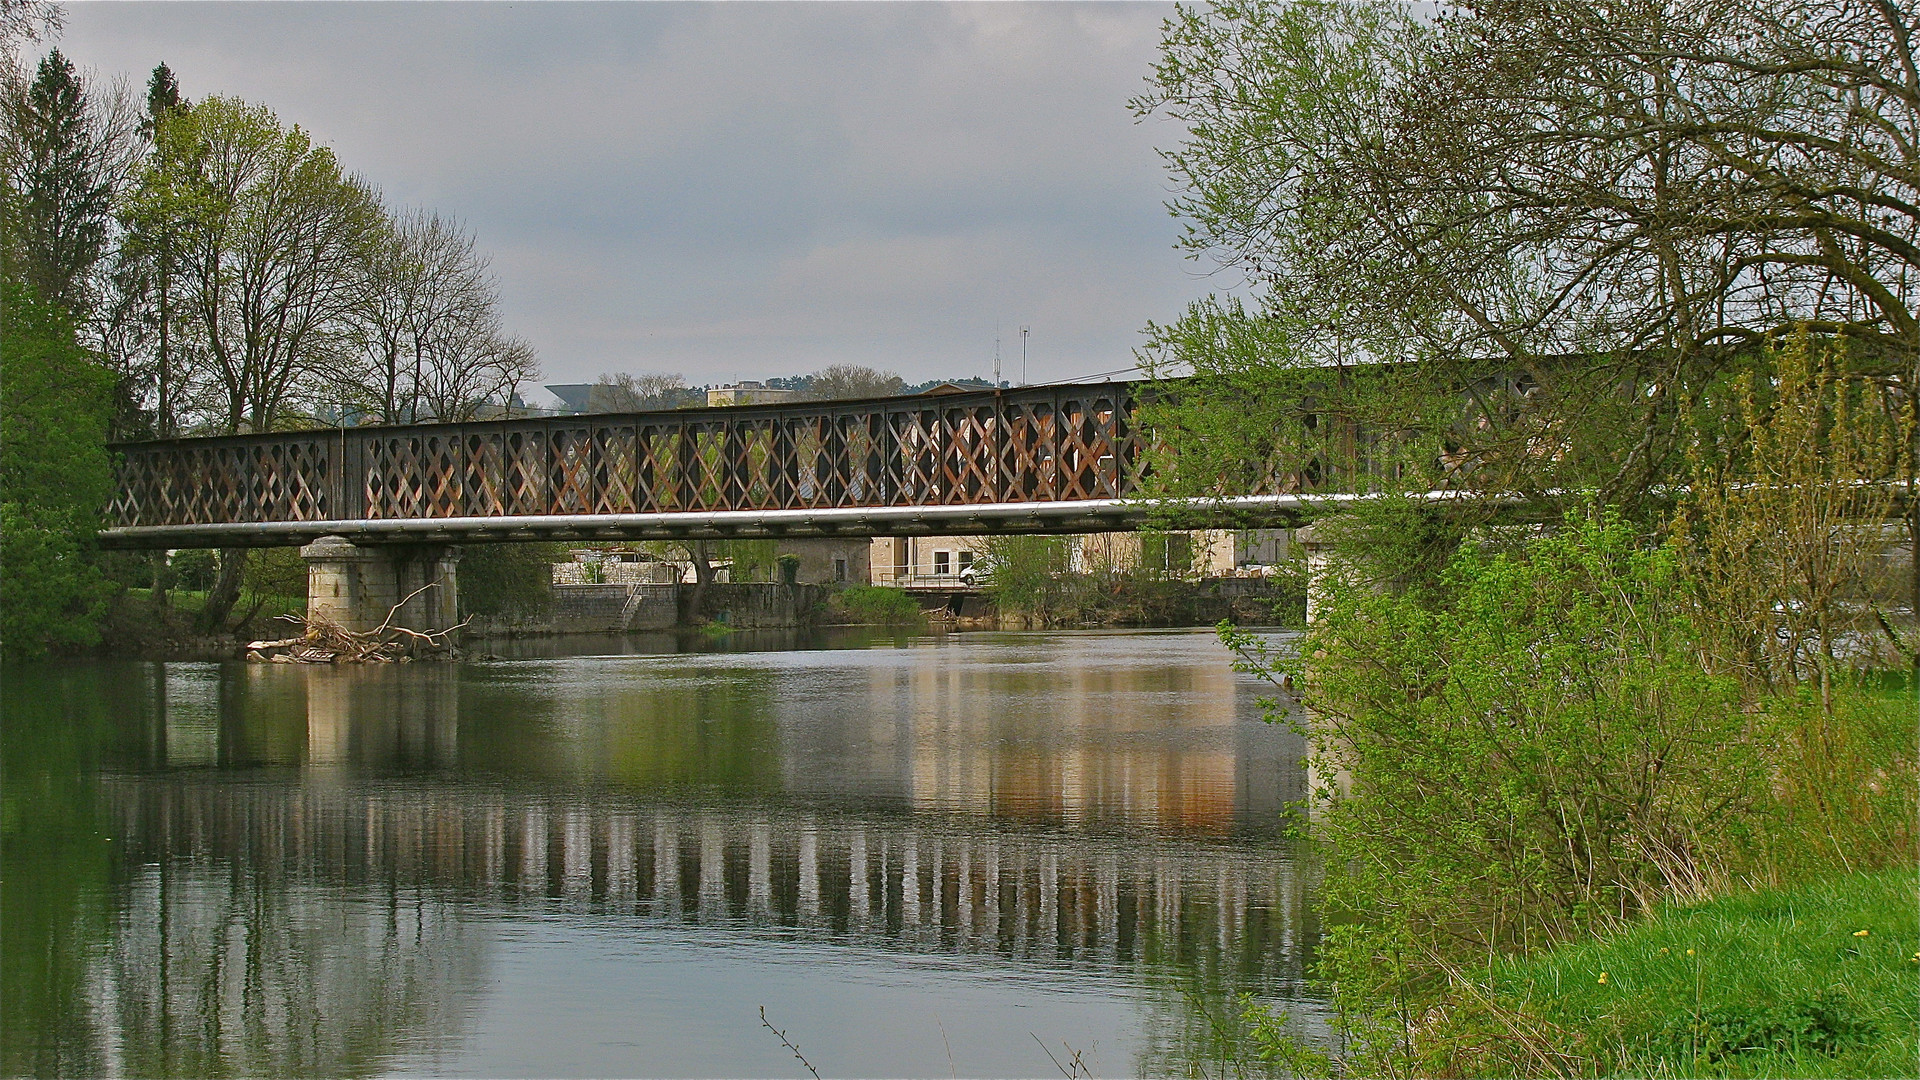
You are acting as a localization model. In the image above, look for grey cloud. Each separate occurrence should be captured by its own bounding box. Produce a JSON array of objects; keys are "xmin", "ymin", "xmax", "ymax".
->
[{"xmin": 60, "ymin": 2, "xmax": 1202, "ymax": 391}]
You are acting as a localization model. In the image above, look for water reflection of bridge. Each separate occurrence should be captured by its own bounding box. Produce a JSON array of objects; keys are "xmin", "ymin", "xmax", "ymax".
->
[
  {"xmin": 105, "ymin": 777, "xmax": 1318, "ymax": 988},
  {"xmin": 78, "ymin": 639, "xmax": 1318, "ymax": 1075}
]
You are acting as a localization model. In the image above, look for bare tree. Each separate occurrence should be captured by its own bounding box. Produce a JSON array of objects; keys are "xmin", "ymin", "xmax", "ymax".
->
[
  {"xmin": 416, "ymin": 318, "xmax": 538, "ymax": 422},
  {"xmin": 0, "ymin": 0, "xmax": 60, "ymax": 64},
  {"xmin": 1136, "ymin": 0, "xmax": 1918, "ymax": 504},
  {"xmin": 798, "ymin": 363, "xmax": 905, "ymax": 401},
  {"xmin": 589, "ymin": 370, "xmax": 693, "ymax": 411},
  {"xmin": 349, "ymin": 208, "xmax": 496, "ymax": 424}
]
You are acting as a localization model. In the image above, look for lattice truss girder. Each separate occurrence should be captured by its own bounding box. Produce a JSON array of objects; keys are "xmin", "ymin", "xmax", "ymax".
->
[{"xmin": 109, "ymin": 388, "xmax": 1182, "ymax": 527}]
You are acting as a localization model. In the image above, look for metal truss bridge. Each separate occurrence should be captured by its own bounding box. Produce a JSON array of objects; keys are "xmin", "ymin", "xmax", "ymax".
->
[{"xmin": 99, "ymin": 381, "xmax": 1323, "ymax": 549}]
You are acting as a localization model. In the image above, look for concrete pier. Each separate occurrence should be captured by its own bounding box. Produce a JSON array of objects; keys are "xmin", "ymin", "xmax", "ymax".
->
[{"xmin": 301, "ymin": 535, "xmax": 460, "ymax": 633}]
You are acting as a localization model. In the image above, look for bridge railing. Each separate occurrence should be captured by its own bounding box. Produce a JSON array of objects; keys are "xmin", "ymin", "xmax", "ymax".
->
[{"xmin": 108, "ymin": 383, "xmax": 1149, "ymax": 529}]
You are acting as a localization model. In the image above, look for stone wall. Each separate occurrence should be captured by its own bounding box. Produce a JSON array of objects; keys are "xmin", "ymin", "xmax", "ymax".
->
[
  {"xmin": 543, "ymin": 583, "xmax": 680, "ymax": 633},
  {"xmin": 684, "ymin": 582, "xmax": 823, "ymax": 628}
]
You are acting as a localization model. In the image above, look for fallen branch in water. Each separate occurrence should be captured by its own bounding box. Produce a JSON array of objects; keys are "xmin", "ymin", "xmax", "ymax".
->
[{"xmin": 246, "ymin": 584, "xmax": 468, "ymax": 663}]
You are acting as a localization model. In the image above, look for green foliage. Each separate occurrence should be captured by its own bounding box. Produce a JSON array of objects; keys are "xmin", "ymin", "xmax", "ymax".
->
[
  {"xmin": 1224, "ymin": 510, "xmax": 1917, "ymax": 1074},
  {"xmin": 1744, "ymin": 677, "xmax": 1919, "ymax": 887},
  {"xmin": 721, "ymin": 538, "xmax": 778, "ymax": 582},
  {"xmin": 1279, "ymin": 514, "xmax": 1770, "ymax": 1061},
  {"xmin": 833, "ymin": 585, "xmax": 924, "ymax": 627},
  {"xmin": 139, "ymin": 94, "xmax": 387, "ymax": 433},
  {"xmin": 982, "ymin": 535, "xmax": 1073, "ymax": 623},
  {"xmin": 1676, "ymin": 330, "xmax": 1917, "ymax": 688},
  {"xmin": 168, "ymin": 547, "xmax": 216, "ymax": 590},
  {"xmin": 459, "ymin": 542, "xmax": 563, "ymax": 618},
  {"xmin": 0, "ymin": 280, "xmax": 114, "ymax": 658},
  {"xmin": 1420, "ymin": 869, "xmax": 1918, "ymax": 1078},
  {"xmin": 242, "ymin": 546, "xmax": 305, "ymax": 599},
  {"xmin": 0, "ymin": 503, "xmax": 111, "ymax": 657}
]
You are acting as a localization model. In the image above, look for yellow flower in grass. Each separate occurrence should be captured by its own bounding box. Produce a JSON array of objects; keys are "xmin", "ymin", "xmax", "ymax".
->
[
  {"xmin": 1685, "ymin": 948, "xmax": 1695, "ymax": 956},
  {"xmin": 1853, "ymin": 929, "xmax": 1870, "ymax": 938},
  {"xmin": 1597, "ymin": 971, "xmax": 1608, "ymax": 985}
]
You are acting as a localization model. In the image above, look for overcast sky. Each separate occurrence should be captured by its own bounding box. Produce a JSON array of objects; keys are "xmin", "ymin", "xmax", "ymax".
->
[{"xmin": 54, "ymin": 2, "xmax": 1207, "ymax": 402}]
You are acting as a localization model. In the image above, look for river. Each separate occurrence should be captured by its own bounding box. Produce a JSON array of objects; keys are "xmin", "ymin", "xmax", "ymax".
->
[{"xmin": 2, "ymin": 627, "xmax": 1323, "ymax": 1078}]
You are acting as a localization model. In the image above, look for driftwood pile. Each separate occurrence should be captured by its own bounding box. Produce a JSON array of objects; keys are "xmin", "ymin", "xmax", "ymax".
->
[{"xmin": 246, "ymin": 586, "xmax": 467, "ymax": 663}]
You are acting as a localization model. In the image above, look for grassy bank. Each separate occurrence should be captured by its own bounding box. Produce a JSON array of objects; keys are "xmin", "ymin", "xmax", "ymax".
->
[{"xmin": 1420, "ymin": 868, "xmax": 1918, "ymax": 1078}]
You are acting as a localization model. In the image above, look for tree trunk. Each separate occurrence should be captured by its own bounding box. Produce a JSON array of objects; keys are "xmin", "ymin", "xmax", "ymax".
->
[
  {"xmin": 683, "ymin": 542, "xmax": 716, "ymax": 623},
  {"xmin": 150, "ymin": 550, "xmax": 170, "ymax": 611},
  {"xmin": 196, "ymin": 547, "xmax": 248, "ymax": 633}
]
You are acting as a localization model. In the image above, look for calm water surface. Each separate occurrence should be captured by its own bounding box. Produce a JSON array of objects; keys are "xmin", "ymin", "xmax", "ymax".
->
[{"xmin": 3, "ymin": 628, "xmax": 1322, "ymax": 1078}]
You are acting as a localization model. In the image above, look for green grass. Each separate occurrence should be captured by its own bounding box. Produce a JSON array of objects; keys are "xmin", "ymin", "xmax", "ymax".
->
[
  {"xmin": 1448, "ymin": 868, "xmax": 1919, "ymax": 1077},
  {"xmin": 119, "ymin": 587, "xmax": 306, "ymax": 623},
  {"xmin": 833, "ymin": 584, "xmax": 926, "ymax": 626}
]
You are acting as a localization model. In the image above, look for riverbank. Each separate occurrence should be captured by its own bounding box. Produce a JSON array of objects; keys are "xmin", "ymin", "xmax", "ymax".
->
[{"xmin": 1413, "ymin": 867, "xmax": 1918, "ymax": 1078}]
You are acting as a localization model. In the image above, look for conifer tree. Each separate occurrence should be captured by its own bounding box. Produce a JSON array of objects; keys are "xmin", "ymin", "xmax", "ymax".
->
[{"xmin": 12, "ymin": 48, "xmax": 111, "ymax": 316}]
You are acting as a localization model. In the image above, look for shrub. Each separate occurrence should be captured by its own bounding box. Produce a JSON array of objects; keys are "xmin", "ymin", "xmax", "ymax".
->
[
  {"xmin": 834, "ymin": 585, "xmax": 924, "ymax": 627},
  {"xmin": 1284, "ymin": 512, "xmax": 1771, "ymax": 1061},
  {"xmin": 0, "ymin": 281, "xmax": 114, "ymax": 659},
  {"xmin": 459, "ymin": 542, "xmax": 563, "ymax": 618}
]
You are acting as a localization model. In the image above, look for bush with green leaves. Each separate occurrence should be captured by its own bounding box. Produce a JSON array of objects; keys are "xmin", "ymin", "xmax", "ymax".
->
[
  {"xmin": 0, "ymin": 282, "xmax": 115, "ymax": 659},
  {"xmin": 458, "ymin": 542, "xmax": 564, "ymax": 618},
  {"xmin": 1256, "ymin": 512, "xmax": 1774, "ymax": 1062},
  {"xmin": 833, "ymin": 585, "xmax": 924, "ymax": 627}
]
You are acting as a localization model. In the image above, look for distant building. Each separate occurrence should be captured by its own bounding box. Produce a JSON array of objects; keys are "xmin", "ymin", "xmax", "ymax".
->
[
  {"xmin": 707, "ymin": 381, "xmax": 798, "ymax": 407},
  {"xmin": 871, "ymin": 536, "xmax": 985, "ymax": 584},
  {"xmin": 916, "ymin": 382, "xmax": 976, "ymax": 396},
  {"xmin": 545, "ymin": 384, "xmax": 597, "ymax": 413}
]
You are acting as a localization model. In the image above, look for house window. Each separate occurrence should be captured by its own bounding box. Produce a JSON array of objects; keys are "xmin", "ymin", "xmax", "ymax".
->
[
  {"xmin": 934, "ymin": 550, "xmax": 951, "ymax": 575},
  {"xmin": 833, "ymin": 557, "xmax": 847, "ymax": 582},
  {"xmin": 958, "ymin": 551, "xmax": 974, "ymax": 572}
]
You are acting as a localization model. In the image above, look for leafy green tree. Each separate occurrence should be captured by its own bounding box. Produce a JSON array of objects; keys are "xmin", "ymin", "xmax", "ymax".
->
[
  {"xmin": 982, "ymin": 535, "xmax": 1072, "ymax": 625},
  {"xmin": 1677, "ymin": 330, "xmax": 1917, "ymax": 693},
  {"xmin": 140, "ymin": 61, "xmax": 179, "ymax": 137},
  {"xmin": 139, "ymin": 95, "xmax": 384, "ymax": 628},
  {"xmin": 147, "ymin": 95, "xmax": 384, "ymax": 436},
  {"xmin": 0, "ymin": 279, "xmax": 115, "ymax": 658},
  {"xmin": 1242, "ymin": 515, "xmax": 1763, "ymax": 1066},
  {"xmin": 107, "ymin": 63, "xmax": 190, "ymax": 440}
]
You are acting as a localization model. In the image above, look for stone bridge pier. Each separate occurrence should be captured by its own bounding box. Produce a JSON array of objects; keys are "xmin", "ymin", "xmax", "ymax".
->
[{"xmin": 300, "ymin": 535, "xmax": 460, "ymax": 634}]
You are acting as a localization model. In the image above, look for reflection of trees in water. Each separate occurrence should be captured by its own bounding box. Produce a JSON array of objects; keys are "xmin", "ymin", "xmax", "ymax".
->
[
  {"xmin": 102, "ymin": 777, "xmax": 1318, "ymax": 989},
  {"xmin": 92, "ymin": 868, "xmax": 484, "ymax": 1079}
]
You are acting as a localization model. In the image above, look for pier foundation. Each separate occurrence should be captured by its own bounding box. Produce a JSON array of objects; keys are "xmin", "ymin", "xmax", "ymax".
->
[{"xmin": 301, "ymin": 535, "xmax": 460, "ymax": 633}]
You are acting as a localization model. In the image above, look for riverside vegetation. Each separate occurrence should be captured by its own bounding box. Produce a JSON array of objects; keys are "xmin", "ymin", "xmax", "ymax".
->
[{"xmin": 1133, "ymin": 1, "xmax": 1918, "ymax": 1075}]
